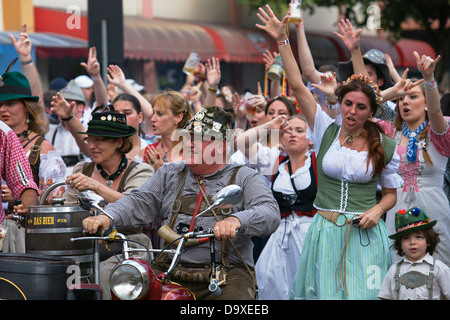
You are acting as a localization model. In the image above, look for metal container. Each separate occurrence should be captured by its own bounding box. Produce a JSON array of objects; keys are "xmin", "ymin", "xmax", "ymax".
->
[{"xmin": 25, "ymin": 201, "xmax": 93, "ymax": 279}]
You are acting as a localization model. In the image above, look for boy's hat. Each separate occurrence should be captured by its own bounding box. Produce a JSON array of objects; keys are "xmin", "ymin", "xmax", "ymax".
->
[
  {"xmin": 0, "ymin": 71, "xmax": 40, "ymax": 102},
  {"xmin": 337, "ymin": 48, "xmax": 394, "ymax": 90},
  {"xmin": 389, "ymin": 207, "xmax": 437, "ymax": 240},
  {"xmin": 78, "ymin": 111, "xmax": 136, "ymax": 138},
  {"xmin": 181, "ymin": 106, "xmax": 234, "ymax": 141}
]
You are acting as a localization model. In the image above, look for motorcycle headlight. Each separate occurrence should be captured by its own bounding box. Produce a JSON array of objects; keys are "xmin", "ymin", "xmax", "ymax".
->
[{"xmin": 110, "ymin": 260, "xmax": 150, "ymax": 300}]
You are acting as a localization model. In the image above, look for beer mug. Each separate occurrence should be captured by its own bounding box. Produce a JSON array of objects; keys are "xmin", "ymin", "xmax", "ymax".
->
[
  {"xmin": 289, "ymin": 0, "xmax": 303, "ymax": 25},
  {"xmin": 183, "ymin": 52, "xmax": 201, "ymax": 75},
  {"xmin": 267, "ymin": 55, "xmax": 283, "ymax": 81},
  {"xmin": 244, "ymin": 92, "xmax": 256, "ymax": 117}
]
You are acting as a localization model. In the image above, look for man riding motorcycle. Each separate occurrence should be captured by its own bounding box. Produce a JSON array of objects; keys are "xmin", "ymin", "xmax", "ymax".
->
[{"xmin": 83, "ymin": 106, "xmax": 281, "ymax": 300}]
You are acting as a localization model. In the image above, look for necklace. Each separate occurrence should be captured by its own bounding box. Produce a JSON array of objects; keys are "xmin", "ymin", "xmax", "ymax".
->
[
  {"xmin": 16, "ymin": 129, "xmax": 31, "ymax": 144},
  {"xmin": 160, "ymin": 141, "xmax": 169, "ymax": 163},
  {"xmin": 96, "ymin": 155, "xmax": 128, "ymax": 187},
  {"xmin": 340, "ymin": 128, "xmax": 361, "ymax": 146}
]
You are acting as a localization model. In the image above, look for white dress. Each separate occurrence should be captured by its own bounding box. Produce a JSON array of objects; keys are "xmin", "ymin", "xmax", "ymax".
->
[{"xmin": 255, "ymin": 147, "xmax": 315, "ymax": 300}]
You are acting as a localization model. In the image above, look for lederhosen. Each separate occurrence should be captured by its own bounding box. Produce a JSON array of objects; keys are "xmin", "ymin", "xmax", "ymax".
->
[
  {"xmin": 393, "ymin": 259, "xmax": 436, "ymax": 300},
  {"xmin": 154, "ymin": 165, "xmax": 244, "ymax": 283},
  {"xmin": 271, "ymin": 153, "xmax": 318, "ymax": 219}
]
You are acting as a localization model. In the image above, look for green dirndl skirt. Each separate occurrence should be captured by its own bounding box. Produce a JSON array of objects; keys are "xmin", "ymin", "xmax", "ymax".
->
[{"xmin": 289, "ymin": 213, "xmax": 392, "ymax": 300}]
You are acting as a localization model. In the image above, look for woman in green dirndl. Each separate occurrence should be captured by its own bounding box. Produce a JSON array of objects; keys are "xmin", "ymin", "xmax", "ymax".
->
[{"xmin": 256, "ymin": 5, "xmax": 403, "ymax": 300}]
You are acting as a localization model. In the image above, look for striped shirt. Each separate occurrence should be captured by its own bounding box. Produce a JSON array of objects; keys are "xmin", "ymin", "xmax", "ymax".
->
[{"xmin": 104, "ymin": 161, "xmax": 280, "ymax": 266}]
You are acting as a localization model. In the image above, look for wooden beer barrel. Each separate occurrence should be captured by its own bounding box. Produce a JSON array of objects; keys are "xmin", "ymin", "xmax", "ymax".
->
[{"xmin": 25, "ymin": 205, "xmax": 93, "ymax": 279}]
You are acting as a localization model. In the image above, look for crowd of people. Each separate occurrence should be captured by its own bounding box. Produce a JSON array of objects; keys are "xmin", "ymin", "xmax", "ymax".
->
[{"xmin": 0, "ymin": 4, "xmax": 449, "ymax": 301}]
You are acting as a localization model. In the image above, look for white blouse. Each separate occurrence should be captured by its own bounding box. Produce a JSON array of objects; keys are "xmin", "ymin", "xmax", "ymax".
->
[{"xmin": 307, "ymin": 104, "xmax": 403, "ymax": 188}]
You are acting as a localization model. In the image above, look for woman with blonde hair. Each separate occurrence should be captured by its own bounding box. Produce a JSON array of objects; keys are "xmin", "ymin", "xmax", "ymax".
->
[
  {"xmin": 379, "ymin": 52, "xmax": 450, "ymax": 267},
  {"xmin": 143, "ymin": 90, "xmax": 193, "ymax": 170}
]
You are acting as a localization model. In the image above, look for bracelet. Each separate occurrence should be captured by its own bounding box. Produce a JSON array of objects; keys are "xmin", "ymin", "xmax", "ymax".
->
[
  {"xmin": 295, "ymin": 22, "xmax": 305, "ymax": 29},
  {"xmin": 61, "ymin": 113, "xmax": 74, "ymax": 121},
  {"xmin": 277, "ymin": 39, "xmax": 290, "ymax": 46},
  {"xmin": 21, "ymin": 59, "xmax": 33, "ymax": 65},
  {"xmin": 423, "ymin": 78, "xmax": 437, "ymax": 90},
  {"xmin": 91, "ymin": 75, "xmax": 101, "ymax": 81},
  {"xmin": 207, "ymin": 87, "xmax": 218, "ymax": 94},
  {"xmin": 327, "ymin": 102, "xmax": 339, "ymax": 110}
]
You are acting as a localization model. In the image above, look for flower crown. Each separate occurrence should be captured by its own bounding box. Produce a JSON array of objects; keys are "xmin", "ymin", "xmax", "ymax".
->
[{"xmin": 342, "ymin": 73, "xmax": 383, "ymax": 106}]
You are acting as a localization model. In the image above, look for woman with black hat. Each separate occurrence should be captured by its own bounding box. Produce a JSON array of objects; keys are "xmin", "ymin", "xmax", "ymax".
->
[
  {"xmin": 62, "ymin": 110, "xmax": 154, "ymax": 205},
  {"xmin": 60, "ymin": 110, "xmax": 154, "ymax": 299}
]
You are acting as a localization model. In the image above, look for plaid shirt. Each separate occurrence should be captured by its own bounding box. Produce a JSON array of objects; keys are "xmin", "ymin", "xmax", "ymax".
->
[
  {"xmin": 0, "ymin": 121, "xmax": 39, "ymax": 222},
  {"xmin": 105, "ymin": 161, "xmax": 280, "ymax": 266}
]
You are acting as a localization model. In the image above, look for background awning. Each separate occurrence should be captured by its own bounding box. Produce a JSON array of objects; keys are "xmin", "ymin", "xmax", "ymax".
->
[
  {"xmin": 199, "ymin": 23, "xmax": 276, "ymax": 63},
  {"xmin": 395, "ymin": 38, "xmax": 436, "ymax": 68},
  {"xmin": 0, "ymin": 31, "xmax": 88, "ymax": 59},
  {"xmin": 124, "ymin": 18, "xmax": 276, "ymax": 63},
  {"xmin": 123, "ymin": 17, "xmax": 217, "ymax": 62}
]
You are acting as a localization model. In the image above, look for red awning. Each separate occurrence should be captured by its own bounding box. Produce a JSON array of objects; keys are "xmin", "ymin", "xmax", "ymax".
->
[
  {"xmin": 200, "ymin": 23, "xmax": 276, "ymax": 63},
  {"xmin": 123, "ymin": 18, "xmax": 276, "ymax": 63},
  {"xmin": 395, "ymin": 38, "xmax": 436, "ymax": 68},
  {"xmin": 123, "ymin": 17, "xmax": 217, "ymax": 62}
]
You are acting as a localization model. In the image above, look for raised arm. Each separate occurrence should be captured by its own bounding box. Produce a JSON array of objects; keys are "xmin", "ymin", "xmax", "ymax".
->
[
  {"xmin": 10, "ymin": 24, "xmax": 43, "ymax": 107},
  {"xmin": 334, "ymin": 19, "xmax": 366, "ymax": 77},
  {"xmin": 415, "ymin": 52, "xmax": 446, "ymax": 133},
  {"xmin": 50, "ymin": 93, "xmax": 91, "ymax": 156},
  {"xmin": 256, "ymin": 5, "xmax": 317, "ymax": 130},
  {"xmin": 294, "ymin": 7, "xmax": 321, "ymax": 85},
  {"xmin": 80, "ymin": 47, "xmax": 108, "ymax": 106},
  {"xmin": 107, "ymin": 64, "xmax": 153, "ymax": 119},
  {"xmin": 381, "ymin": 68, "xmax": 423, "ymax": 102},
  {"xmin": 235, "ymin": 115, "xmax": 288, "ymax": 160}
]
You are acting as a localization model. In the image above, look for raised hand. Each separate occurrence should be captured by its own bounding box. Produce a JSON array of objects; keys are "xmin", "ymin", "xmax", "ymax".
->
[
  {"xmin": 80, "ymin": 47, "xmax": 101, "ymax": 77},
  {"xmin": 262, "ymin": 50, "xmax": 278, "ymax": 70},
  {"xmin": 256, "ymin": 4, "xmax": 289, "ymax": 42},
  {"xmin": 247, "ymin": 82, "xmax": 267, "ymax": 110},
  {"xmin": 9, "ymin": 23, "xmax": 32, "ymax": 59},
  {"xmin": 311, "ymin": 72, "xmax": 338, "ymax": 102},
  {"xmin": 50, "ymin": 93, "xmax": 75, "ymax": 119},
  {"xmin": 107, "ymin": 64, "xmax": 126, "ymax": 87},
  {"xmin": 414, "ymin": 51, "xmax": 441, "ymax": 79},
  {"xmin": 206, "ymin": 57, "xmax": 221, "ymax": 89},
  {"xmin": 334, "ymin": 19, "xmax": 362, "ymax": 53}
]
